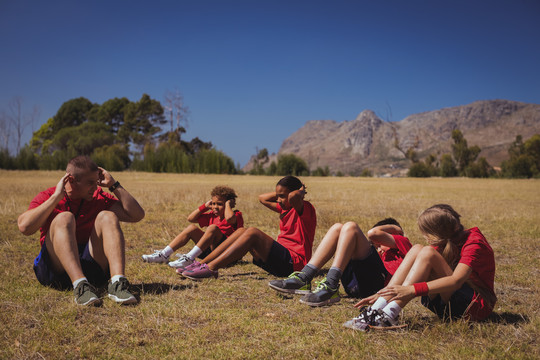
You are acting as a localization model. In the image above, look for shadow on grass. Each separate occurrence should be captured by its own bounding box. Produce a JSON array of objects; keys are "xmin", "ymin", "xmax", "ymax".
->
[
  {"xmin": 485, "ymin": 312, "xmax": 530, "ymax": 325},
  {"xmin": 131, "ymin": 282, "xmax": 195, "ymax": 296}
]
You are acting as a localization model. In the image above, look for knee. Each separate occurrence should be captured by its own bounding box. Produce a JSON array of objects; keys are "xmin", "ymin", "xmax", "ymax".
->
[
  {"xmin": 95, "ymin": 210, "xmax": 120, "ymax": 228},
  {"xmin": 342, "ymin": 221, "xmax": 360, "ymax": 233},
  {"xmin": 329, "ymin": 223, "xmax": 344, "ymax": 234},
  {"xmin": 51, "ymin": 212, "xmax": 76, "ymax": 229},
  {"xmin": 185, "ymin": 223, "xmax": 200, "ymax": 233},
  {"xmin": 206, "ymin": 224, "xmax": 221, "ymax": 235},
  {"xmin": 416, "ymin": 245, "xmax": 439, "ymax": 263}
]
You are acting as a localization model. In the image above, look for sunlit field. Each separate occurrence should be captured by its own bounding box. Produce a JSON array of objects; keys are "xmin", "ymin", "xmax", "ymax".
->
[{"xmin": 1, "ymin": 170, "xmax": 538, "ymax": 359}]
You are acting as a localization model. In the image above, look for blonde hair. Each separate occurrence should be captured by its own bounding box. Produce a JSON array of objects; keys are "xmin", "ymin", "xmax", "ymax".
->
[{"xmin": 418, "ymin": 204, "xmax": 465, "ymax": 268}]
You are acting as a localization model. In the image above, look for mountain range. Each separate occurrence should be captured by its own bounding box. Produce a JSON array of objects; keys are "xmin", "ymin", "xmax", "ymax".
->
[{"xmin": 244, "ymin": 100, "xmax": 540, "ymax": 176}]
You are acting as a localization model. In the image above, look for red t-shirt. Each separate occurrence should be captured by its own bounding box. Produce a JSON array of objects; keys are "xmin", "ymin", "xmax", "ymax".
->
[
  {"xmin": 29, "ymin": 187, "xmax": 118, "ymax": 246},
  {"xmin": 276, "ymin": 201, "xmax": 317, "ymax": 271},
  {"xmin": 380, "ymin": 234, "xmax": 412, "ymax": 277},
  {"xmin": 197, "ymin": 210, "xmax": 244, "ymax": 237},
  {"xmin": 458, "ymin": 227, "xmax": 496, "ymax": 321}
]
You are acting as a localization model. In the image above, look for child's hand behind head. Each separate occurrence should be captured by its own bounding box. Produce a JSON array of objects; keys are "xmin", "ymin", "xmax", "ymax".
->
[{"xmin": 227, "ymin": 198, "xmax": 236, "ymax": 208}]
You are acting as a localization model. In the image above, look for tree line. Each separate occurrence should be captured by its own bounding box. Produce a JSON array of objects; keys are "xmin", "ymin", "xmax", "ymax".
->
[
  {"xmin": 0, "ymin": 94, "xmax": 236, "ymax": 174},
  {"xmin": 406, "ymin": 130, "xmax": 540, "ymax": 179},
  {"xmin": 1, "ymin": 96, "xmax": 538, "ymax": 178}
]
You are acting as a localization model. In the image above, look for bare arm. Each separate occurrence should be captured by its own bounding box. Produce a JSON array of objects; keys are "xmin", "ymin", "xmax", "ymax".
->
[
  {"xmin": 187, "ymin": 199, "xmax": 211, "ymax": 223},
  {"xmin": 259, "ymin": 192, "xmax": 280, "ymax": 213},
  {"xmin": 355, "ymin": 263, "xmax": 473, "ymax": 308},
  {"xmin": 288, "ymin": 185, "xmax": 306, "ymax": 215},
  {"xmin": 224, "ymin": 199, "xmax": 237, "ymax": 225},
  {"xmin": 17, "ymin": 173, "xmax": 69, "ymax": 235},
  {"xmin": 367, "ymin": 225, "xmax": 403, "ymax": 249},
  {"xmin": 99, "ymin": 167, "xmax": 145, "ymax": 223},
  {"xmin": 377, "ymin": 263, "xmax": 473, "ymax": 304}
]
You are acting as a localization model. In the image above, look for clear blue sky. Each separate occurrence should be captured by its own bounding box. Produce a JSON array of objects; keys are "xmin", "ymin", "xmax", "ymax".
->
[{"xmin": 1, "ymin": 0, "xmax": 539, "ymax": 166}]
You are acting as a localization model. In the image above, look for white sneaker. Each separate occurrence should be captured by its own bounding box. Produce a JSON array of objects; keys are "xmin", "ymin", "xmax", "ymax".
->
[
  {"xmin": 168, "ymin": 254, "xmax": 193, "ymax": 268},
  {"xmin": 142, "ymin": 250, "xmax": 169, "ymax": 263}
]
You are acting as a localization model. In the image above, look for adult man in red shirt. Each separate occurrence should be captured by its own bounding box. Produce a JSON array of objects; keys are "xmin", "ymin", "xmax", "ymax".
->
[{"xmin": 18, "ymin": 156, "xmax": 145, "ymax": 306}]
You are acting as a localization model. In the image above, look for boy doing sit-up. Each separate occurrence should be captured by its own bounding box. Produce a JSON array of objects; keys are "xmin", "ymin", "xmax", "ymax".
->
[{"xmin": 269, "ymin": 218, "xmax": 412, "ymax": 307}]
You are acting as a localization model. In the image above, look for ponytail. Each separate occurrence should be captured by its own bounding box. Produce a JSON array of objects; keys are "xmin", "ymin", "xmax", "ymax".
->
[{"xmin": 418, "ymin": 204, "xmax": 465, "ymax": 268}]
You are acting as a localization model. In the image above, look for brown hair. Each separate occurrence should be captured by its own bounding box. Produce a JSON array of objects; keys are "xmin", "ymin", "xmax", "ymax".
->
[
  {"xmin": 211, "ymin": 185, "xmax": 237, "ymax": 201},
  {"xmin": 66, "ymin": 155, "xmax": 99, "ymax": 180},
  {"xmin": 418, "ymin": 204, "xmax": 465, "ymax": 268}
]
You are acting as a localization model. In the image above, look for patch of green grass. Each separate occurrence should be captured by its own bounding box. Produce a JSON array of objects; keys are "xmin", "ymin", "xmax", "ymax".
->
[{"xmin": 0, "ymin": 171, "xmax": 538, "ymax": 359}]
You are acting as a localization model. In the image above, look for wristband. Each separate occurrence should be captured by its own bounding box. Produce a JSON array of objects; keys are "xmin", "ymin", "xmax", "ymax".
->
[
  {"xmin": 199, "ymin": 204, "xmax": 207, "ymax": 212},
  {"xmin": 413, "ymin": 282, "xmax": 429, "ymax": 297},
  {"xmin": 109, "ymin": 181, "xmax": 120, "ymax": 192}
]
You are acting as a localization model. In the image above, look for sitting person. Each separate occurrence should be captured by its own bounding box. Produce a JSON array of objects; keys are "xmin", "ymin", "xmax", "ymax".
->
[
  {"xmin": 344, "ymin": 204, "xmax": 496, "ymax": 331},
  {"xmin": 269, "ymin": 218, "xmax": 411, "ymax": 307},
  {"xmin": 17, "ymin": 155, "xmax": 145, "ymax": 306},
  {"xmin": 142, "ymin": 185, "xmax": 243, "ymax": 269},
  {"xmin": 180, "ymin": 176, "xmax": 316, "ymax": 280}
]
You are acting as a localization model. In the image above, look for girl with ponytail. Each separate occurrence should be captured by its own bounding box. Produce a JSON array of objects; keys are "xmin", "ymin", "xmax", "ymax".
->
[{"xmin": 344, "ymin": 204, "xmax": 496, "ymax": 331}]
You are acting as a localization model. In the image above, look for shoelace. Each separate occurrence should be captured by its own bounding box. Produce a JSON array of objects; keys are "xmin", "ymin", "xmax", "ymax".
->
[
  {"xmin": 77, "ymin": 282, "xmax": 97, "ymax": 296},
  {"xmin": 313, "ymin": 278, "xmax": 337, "ymax": 293},
  {"xmin": 287, "ymin": 271, "xmax": 303, "ymax": 280},
  {"xmin": 353, "ymin": 307, "xmax": 381, "ymax": 325},
  {"xmin": 113, "ymin": 278, "xmax": 130, "ymax": 292}
]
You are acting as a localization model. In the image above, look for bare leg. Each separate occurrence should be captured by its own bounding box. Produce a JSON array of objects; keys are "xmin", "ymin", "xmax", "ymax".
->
[
  {"xmin": 89, "ymin": 210, "xmax": 125, "ymax": 277},
  {"xmin": 383, "ymin": 245, "xmax": 453, "ymax": 308},
  {"xmin": 168, "ymin": 224, "xmax": 204, "ymax": 251},
  {"xmin": 307, "ymin": 223, "xmax": 343, "ymax": 269},
  {"xmin": 194, "ymin": 225, "xmax": 225, "ymax": 252},
  {"xmin": 44, "ymin": 212, "xmax": 84, "ymax": 282},
  {"xmin": 207, "ymin": 227, "xmax": 274, "ymax": 271},
  {"xmin": 330, "ymin": 222, "xmax": 372, "ymax": 270},
  {"xmin": 200, "ymin": 228, "xmax": 246, "ymax": 264}
]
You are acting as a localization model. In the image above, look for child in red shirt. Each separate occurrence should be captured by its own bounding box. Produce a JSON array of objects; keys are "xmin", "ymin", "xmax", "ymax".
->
[
  {"xmin": 142, "ymin": 186, "xmax": 244, "ymax": 269},
  {"xmin": 181, "ymin": 176, "xmax": 316, "ymax": 280},
  {"xmin": 346, "ymin": 204, "xmax": 496, "ymax": 331},
  {"xmin": 269, "ymin": 218, "xmax": 412, "ymax": 307}
]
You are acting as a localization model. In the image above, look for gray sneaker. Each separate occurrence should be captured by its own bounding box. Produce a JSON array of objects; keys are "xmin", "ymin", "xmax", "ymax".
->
[
  {"xmin": 107, "ymin": 277, "xmax": 137, "ymax": 305},
  {"xmin": 74, "ymin": 280, "xmax": 102, "ymax": 306},
  {"xmin": 268, "ymin": 272, "xmax": 311, "ymax": 294},
  {"xmin": 299, "ymin": 278, "xmax": 340, "ymax": 307}
]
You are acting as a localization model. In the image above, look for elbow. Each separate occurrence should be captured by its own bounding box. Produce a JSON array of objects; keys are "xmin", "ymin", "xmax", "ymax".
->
[
  {"xmin": 18, "ymin": 220, "xmax": 33, "ymax": 236},
  {"xmin": 134, "ymin": 208, "xmax": 145, "ymax": 222}
]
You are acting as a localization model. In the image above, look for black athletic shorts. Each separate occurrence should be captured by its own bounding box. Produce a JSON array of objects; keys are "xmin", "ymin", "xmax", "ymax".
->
[
  {"xmin": 33, "ymin": 243, "xmax": 110, "ymax": 290},
  {"xmin": 253, "ymin": 240, "xmax": 294, "ymax": 277},
  {"xmin": 341, "ymin": 246, "xmax": 389, "ymax": 298},
  {"xmin": 421, "ymin": 282, "xmax": 475, "ymax": 320}
]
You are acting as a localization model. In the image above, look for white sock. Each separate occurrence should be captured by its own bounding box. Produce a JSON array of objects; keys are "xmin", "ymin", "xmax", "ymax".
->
[
  {"xmin": 110, "ymin": 274, "xmax": 125, "ymax": 283},
  {"xmin": 382, "ymin": 301, "xmax": 402, "ymax": 319},
  {"xmin": 162, "ymin": 246, "xmax": 174, "ymax": 257},
  {"xmin": 72, "ymin": 277, "xmax": 88, "ymax": 289},
  {"xmin": 371, "ymin": 296, "xmax": 388, "ymax": 311},
  {"xmin": 186, "ymin": 246, "xmax": 203, "ymax": 260}
]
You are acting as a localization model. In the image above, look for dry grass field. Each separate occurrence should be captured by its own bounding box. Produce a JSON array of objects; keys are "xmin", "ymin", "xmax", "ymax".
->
[{"xmin": 0, "ymin": 170, "xmax": 538, "ymax": 359}]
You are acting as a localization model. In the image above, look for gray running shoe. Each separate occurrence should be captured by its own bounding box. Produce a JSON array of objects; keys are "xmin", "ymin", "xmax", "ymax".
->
[
  {"xmin": 142, "ymin": 250, "xmax": 169, "ymax": 263},
  {"xmin": 107, "ymin": 277, "xmax": 137, "ymax": 305},
  {"xmin": 299, "ymin": 278, "xmax": 340, "ymax": 307},
  {"xmin": 74, "ymin": 280, "xmax": 102, "ymax": 306},
  {"xmin": 268, "ymin": 271, "xmax": 311, "ymax": 294}
]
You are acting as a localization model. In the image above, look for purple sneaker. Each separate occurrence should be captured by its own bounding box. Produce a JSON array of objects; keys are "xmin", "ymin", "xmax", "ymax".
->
[
  {"xmin": 175, "ymin": 260, "xmax": 201, "ymax": 275},
  {"xmin": 182, "ymin": 263, "xmax": 218, "ymax": 280}
]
